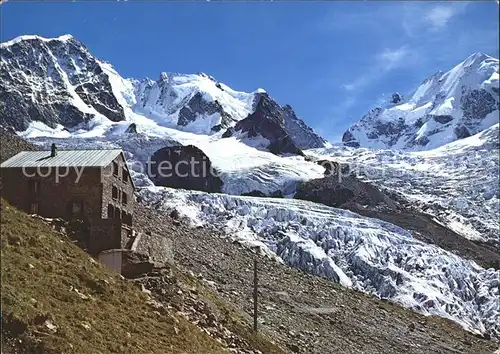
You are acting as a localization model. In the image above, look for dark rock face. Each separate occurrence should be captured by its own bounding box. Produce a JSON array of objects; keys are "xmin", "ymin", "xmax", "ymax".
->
[
  {"xmin": 315, "ymin": 159, "xmax": 350, "ymax": 176},
  {"xmin": 455, "ymin": 126, "xmax": 471, "ymax": 139},
  {"xmin": 121, "ymin": 250, "xmax": 155, "ymax": 279},
  {"xmin": 391, "ymin": 93, "xmax": 402, "ymax": 104},
  {"xmin": 372, "ymin": 118, "xmax": 408, "ymax": 141},
  {"xmin": 415, "ymin": 136, "xmax": 430, "ymax": 146},
  {"xmin": 241, "ymin": 190, "xmax": 268, "ymax": 197},
  {"xmin": 221, "ymin": 127, "xmax": 235, "ymax": 138},
  {"xmin": 124, "ymin": 123, "xmax": 138, "ymax": 134},
  {"xmin": 230, "ymin": 93, "xmax": 304, "ymax": 156},
  {"xmin": 294, "ymin": 175, "xmax": 396, "ymax": 209},
  {"xmin": 0, "ymin": 35, "xmax": 126, "ymax": 131},
  {"xmin": 432, "ymin": 115, "xmax": 454, "ymax": 124},
  {"xmin": 148, "ymin": 145, "xmax": 223, "ymax": 193},
  {"xmin": 241, "ymin": 189, "xmax": 284, "ymax": 198},
  {"xmin": 342, "ymin": 130, "xmax": 360, "ymax": 148},
  {"xmin": 178, "ymin": 92, "xmax": 233, "ymax": 129},
  {"xmin": 461, "ymin": 89, "xmax": 497, "ymax": 122},
  {"xmin": 342, "ymin": 108, "xmax": 385, "ymax": 148},
  {"xmin": 282, "ymin": 105, "xmax": 328, "ymax": 149}
]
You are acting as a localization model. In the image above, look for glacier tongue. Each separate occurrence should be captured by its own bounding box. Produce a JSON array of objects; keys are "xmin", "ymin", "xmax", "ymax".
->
[{"xmin": 138, "ymin": 186, "xmax": 499, "ymax": 339}]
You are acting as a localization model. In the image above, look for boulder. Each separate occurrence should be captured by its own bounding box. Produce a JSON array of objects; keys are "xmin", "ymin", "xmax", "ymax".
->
[
  {"xmin": 391, "ymin": 93, "xmax": 402, "ymax": 104},
  {"xmin": 121, "ymin": 250, "xmax": 155, "ymax": 279},
  {"xmin": 177, "ymin": 92, "xmax": 233, "ymax": 129}
]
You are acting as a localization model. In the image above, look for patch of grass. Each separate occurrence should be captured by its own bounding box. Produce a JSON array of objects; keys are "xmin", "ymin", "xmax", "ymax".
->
[{"xmin": 1, "ymin": 199, "xmax": 225, "ymax": 354}]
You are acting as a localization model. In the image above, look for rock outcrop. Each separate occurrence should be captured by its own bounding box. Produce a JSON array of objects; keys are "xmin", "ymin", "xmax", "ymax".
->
[
  {"xmin": 229, "ymin": 93, "xmax": 305, "ymax": 156},
  {"xmin": 294, "ymin": 174, "xmax": 396, "ymax": 210},
  {"xmin": 147, "ymin": 145, "xmax": 223, "ymax": 193}
]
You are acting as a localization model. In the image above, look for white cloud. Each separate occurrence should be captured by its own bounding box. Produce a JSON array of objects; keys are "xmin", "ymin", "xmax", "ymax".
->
[
  {"xmin": 343, "ymin": 46, "xmax": 410, "ymax": 92},
  {"xmin": 424, "ymin": 5, "xmax": 462, "ymax": 30},
  {"xmin": 319, "ymin": 3, "xmax": 469, "ymax": 38},
  {"xmin": 378, "ymin": 47, "xmax": 409, "ymax": 70}
]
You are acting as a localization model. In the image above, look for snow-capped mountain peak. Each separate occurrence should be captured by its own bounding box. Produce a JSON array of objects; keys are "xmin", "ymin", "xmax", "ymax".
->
[
  {"xmin": 1, "ymin": 33, "xmax": 128, "ymax": 131},
  {"xmin": 343, "ymin": 53, "xmax": 499, "ymax": 150},
  {"xmin": 0, "ymin": 33, "xmax": 75, "ymax": 47},
  {"xmin": 1, "ymin": 34, "xmax": 329, "ymax": 150}
]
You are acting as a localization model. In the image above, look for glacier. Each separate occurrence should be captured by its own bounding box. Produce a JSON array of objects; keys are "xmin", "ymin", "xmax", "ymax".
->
[
  {"xmin": 137, "ymin": 186, "xmax": 500, "ymax": 339},
  {"xmin": 310, "ymin": 124, "xmax": 500, "ymax": 246}
]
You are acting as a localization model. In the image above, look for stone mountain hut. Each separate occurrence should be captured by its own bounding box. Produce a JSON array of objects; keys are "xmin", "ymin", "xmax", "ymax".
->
[{"xmin": 0, "ymin": 147, "xmax": 136, "ymax": 254}]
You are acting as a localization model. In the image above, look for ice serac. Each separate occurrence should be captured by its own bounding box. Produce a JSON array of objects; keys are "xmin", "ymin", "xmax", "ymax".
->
[
  {"xmin": 0, "ymin": 34, "xmax": 126, "ymax": 131},
  {"xmin": 138, "ymin": 187, "xmax": 500, "ymax": 340},
  {"xmin": 343, "ymin": 52, "xmax": 500, "ymax": 150}
]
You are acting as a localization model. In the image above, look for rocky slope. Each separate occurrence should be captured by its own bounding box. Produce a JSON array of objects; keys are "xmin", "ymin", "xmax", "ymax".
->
[
  {"xmin": 0, "ymin": 126, "xmax": 38, "ymax": 162},
  {"xmin": 148, "ymin": 144, "xmax": 223, "ymax": 193},
  {"xmin": 343, "ymin": 52, "xmax": 499, "ymax": 150},
  {"xmin": 0, "ymin": 34, "xmax": 327, "ymax": 151},
  {"xmin": 134, "ymin": 203, "xmax": 499, "ymax": 353}
]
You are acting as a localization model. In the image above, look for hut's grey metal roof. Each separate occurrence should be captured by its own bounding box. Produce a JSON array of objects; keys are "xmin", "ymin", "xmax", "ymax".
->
[{"xmin": 0, "ymin": 149, "xmax": 123, "ymax": 168}]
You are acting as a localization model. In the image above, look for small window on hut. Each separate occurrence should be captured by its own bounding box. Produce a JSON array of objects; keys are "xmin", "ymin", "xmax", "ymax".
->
[
  {"xmin": 112, "ymin": 161, "xmax": 119, "ymax": 177},
  {"xmin": 112, "ymin": 185, "xmax": 118, "ymax": 200},
  {"xmin": 122, "ymin": 168, "xmax": 128, "ymax": 183}
]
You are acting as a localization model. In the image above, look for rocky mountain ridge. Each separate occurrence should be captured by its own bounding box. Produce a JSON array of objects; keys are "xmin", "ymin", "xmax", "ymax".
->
[{"xmin": 0, "ymin": 34, "xmax": 327, "ymax": 152}]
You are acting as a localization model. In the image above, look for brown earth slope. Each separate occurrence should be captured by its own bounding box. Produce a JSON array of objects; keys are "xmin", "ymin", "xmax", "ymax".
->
[{"xmin": 0, "ymin": 199, "xmax": 284, "ymax": 353}]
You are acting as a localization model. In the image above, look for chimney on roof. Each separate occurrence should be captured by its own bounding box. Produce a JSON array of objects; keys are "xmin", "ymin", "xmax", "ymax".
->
[{"xmin": 51, "ymin": 143, "xmax": 57, "ymax": 157}]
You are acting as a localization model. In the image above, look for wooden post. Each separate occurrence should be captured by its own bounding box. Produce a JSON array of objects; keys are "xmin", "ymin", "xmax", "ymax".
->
[{"xmin": 253, "ymin": 257, "xmax": 258, "ymax": 332}]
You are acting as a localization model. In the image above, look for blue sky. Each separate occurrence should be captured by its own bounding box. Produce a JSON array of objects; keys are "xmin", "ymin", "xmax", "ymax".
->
[{"xmin": 1, "ymin": 1, "xmax": 499, "ymax": 141}]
